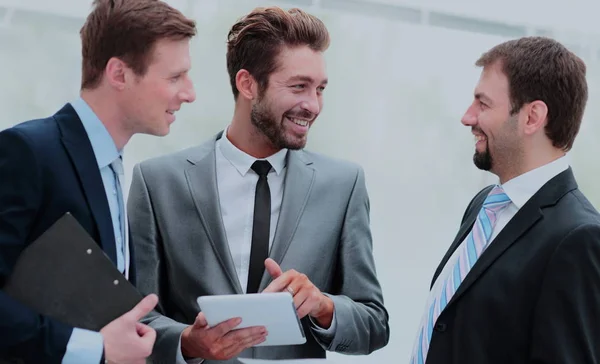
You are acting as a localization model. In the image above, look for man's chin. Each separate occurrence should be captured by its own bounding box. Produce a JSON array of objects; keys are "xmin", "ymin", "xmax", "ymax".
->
[
  {"xmin": 283, "ymin": 134, "xmax": 308, "ymax": 150},
  {"xmin": 271, "ymin": 128, "xmax": 305, "ymax": 150},
  {"xmin": 473, "ymin": 152, "xmax": 492, "ymax": 171},
  {"xmin": 147, "ymin": 125, "xmax": 170, "ymax": 137}
]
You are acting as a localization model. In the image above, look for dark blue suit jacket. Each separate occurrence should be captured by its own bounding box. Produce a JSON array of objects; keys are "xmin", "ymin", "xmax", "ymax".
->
[{"xmin": 0, "ymin": 103, "xmax": 136, "ymax": 363}]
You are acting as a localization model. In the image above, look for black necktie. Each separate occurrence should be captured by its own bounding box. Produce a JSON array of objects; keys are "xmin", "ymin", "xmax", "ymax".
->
[{"xmin": 247, "ymin": 160, "xmax": 272, "ymax": 294}]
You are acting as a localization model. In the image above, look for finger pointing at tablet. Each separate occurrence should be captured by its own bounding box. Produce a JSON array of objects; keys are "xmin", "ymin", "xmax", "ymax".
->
[{"xmin": 263, "ymin": 258, "xmax": 335, "ymax": 329}]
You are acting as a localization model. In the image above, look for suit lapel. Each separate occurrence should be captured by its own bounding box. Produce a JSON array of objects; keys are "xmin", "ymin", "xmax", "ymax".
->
[
  {"xmin": 185, "ymin": 137, "xmax": 243, "ymax": 294},
  {"xmin": 56, "ymin": 104, "xmax": 117, "ymax": 265},
  {"xmin": 445, "ymin": 168, "xmax": 578, "ymax": 308},
  {"xmin": 260, "ymin": 151, "xmax": 315, "ymax": 289}
]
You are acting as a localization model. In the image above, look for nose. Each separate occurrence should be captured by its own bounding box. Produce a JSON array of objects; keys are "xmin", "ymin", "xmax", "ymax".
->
[
  {"xmin": 180, "ymin": 78, "xmax": 196, "ymax": 104},
  {"xmin": 301, "ymin": 92, "xmax": 321, "ymax": 116},
  {"xmin": 461, "ymin": 102, "xmax": 477, "ymax": 127}
]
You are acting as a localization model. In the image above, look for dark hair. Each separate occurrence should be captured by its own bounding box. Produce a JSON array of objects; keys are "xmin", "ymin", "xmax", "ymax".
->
[
  {"xmin": 80, "ymin": 0, "xmax": 197, "ymax": 89},
  {"xmin": 226, "ymin": 6, "xmax": 330, "ymax": 99},
  {"xmin": 476, "ymin": 36, "xmax": 588, "ymax": 151}
]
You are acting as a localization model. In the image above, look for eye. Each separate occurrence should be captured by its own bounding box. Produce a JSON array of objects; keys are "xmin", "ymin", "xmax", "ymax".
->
[
  {"xmin": 291, "ymin": 84, "xmax": 306, "ymax": 90},
  {"xmin": 317, "ymin": 86, "xmax": 326, "ymax": 93},
  {"xmin": 479, "ymin": 100, "xmax": 488, "ymax": 110}
]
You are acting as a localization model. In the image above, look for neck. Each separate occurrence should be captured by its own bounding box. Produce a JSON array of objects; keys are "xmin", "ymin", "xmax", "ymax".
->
[
  {"xmin": 80, "ymin": 89, "xmax": 132, "ymax": 151},
  {"xmin": 496, "ymin": 147, "xmax": 565, "ymax": 184},
  {"xmin": 226, "ymin": 102, "xmax": 281, "ymax": 159}
]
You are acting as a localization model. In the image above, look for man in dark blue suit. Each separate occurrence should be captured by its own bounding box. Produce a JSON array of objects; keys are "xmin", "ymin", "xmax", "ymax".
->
[{"xmin": 0, "ymin": 1, "xmax": 197, "ymax": 363}]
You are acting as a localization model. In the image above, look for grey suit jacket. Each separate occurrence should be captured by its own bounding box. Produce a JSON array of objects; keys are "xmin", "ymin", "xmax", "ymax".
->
[{"xmin": 127, "ymin": 132, "xmax": 390, "ymax": 364}]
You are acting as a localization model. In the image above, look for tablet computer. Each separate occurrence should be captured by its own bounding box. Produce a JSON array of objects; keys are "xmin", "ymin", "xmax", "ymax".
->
[{"xmin": 197, "ymin": 292, "xmax": 306, "ymax": 347}]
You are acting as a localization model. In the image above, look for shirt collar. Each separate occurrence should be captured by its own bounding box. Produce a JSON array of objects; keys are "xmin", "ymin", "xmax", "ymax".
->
[
  {"xmin": 501, "ymin": 155, "xmax": 569, "ymax": 209},
  {"xmin": 218, "ymin": 127, "xmax": 288, "ymax": 176},
  {"xmin": 71, "ymin": 97, "xmax": 121, "ymax": 168}
]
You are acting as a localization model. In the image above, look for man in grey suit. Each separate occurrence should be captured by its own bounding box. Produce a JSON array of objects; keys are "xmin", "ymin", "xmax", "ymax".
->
[{"xmin": 127, "ymin": 6, "xmax": 390, "ymax": 364}]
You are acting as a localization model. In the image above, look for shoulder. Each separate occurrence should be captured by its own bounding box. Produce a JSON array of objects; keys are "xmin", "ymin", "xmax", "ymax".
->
[
  {"xmin": 1, "ymin": 116, "xmax": 59, "ymax": 145},
  {"xmin": 135, "ymin": 137, "xmax": 216, "ymax": 176},
  {"xmin": 0, "ymin": 116, "xmax": 61, "ymax": 163},
  {"xmin": 293, "ymin": 150, "xmax": 367, "ymax": 197},
  {"xmin": 298, "ymin": 149, "xmax": 363, "ymax": 179},
  {"xmin": 553, "ymin": 189, "xmax": 600, "ymax": 232}
]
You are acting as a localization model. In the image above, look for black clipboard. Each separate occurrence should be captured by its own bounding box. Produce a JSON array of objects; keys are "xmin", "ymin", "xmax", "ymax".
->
[{"xmin": 3, "ymin": 213, "xmax": 142, "ymax": 331}]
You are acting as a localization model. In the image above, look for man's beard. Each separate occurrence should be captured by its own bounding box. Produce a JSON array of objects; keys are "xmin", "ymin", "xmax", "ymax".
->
[
  {"xmin": 473, "ymin": 142, "xmax": 492, "ymax": 171},
  {"xmin": 250, "ymin": 97, "xmax": 313, "ymax": 150},
  {"xmin": 472, "ymin": 115, "xmax": 519, "ymax": 172}
]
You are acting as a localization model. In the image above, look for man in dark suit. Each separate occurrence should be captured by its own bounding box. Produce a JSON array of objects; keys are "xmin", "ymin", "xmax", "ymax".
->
[
  {"xmin": 0, "ymin": 1, "xmax": 196, "ymax": 363},
  {"xmin": 410, "ymin": 36, "xmax": 600, "ymax": 364}
]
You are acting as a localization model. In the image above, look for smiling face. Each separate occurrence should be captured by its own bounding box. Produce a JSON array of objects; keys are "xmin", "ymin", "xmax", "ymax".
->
[
  {"xmin": 249, "ymin": 45, "xmax": 327, "ymax": 150},
  {"xmin": 121, "ymin": 38, "xmax": 196, "ymax": 136},
  {"xmin": 461, "ymin": 61, "xmax": 524, "ymax": 175}
]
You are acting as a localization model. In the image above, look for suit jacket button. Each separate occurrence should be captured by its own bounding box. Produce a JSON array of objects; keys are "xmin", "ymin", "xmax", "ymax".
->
[{"xmin": 434, "ymin": 322, "xmax": 447, "ymax": 332}]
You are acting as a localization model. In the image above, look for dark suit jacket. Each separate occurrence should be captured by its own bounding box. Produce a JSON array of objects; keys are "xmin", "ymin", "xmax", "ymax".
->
[
  {"xmin": 425, "ymin": 168, "xmax": 600, "ymax": 364},
  {"xmin": 0, "ymin": 104, "xmax": 135, "ymax": 363}
]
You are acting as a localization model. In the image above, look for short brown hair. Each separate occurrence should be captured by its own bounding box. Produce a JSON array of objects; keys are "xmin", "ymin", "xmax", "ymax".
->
[
  {"xmin": 226, "ymin": 6, "xmax": 330, "ymax": 100},
  {"xmin": 476, "ymin": 36, "xmax": 588, "ymax": 151},
  {"xmin": 80, "ymin": 0, "xmax": 197, "ymax": 89}
]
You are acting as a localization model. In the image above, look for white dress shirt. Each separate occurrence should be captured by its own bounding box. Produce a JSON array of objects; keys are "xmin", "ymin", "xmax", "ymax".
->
[
  {"xmin": 412, "ymin": 155, "xmax": 569, "ymax": 360},
  {"xmin": 215, "ymin": 130, "xmax": 288, "ymax": 293}
]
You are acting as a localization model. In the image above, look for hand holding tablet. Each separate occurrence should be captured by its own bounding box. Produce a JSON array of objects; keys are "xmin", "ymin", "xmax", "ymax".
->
[
  {"xmin": 197, "ymin": 292, "xmax": 307, "ymax": 347},
  {"xmin": 180, "ymin": 308, "xmax": 268, "ymax": 361}
]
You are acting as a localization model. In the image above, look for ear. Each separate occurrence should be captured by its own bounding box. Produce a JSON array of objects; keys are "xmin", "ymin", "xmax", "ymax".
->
[
  {"xmin": 104, "ymin": 57, "xmax": 128, "ymax": 90},
  {"xmin": 235, "ymin": 69, "xmax": 258, "ymax": 101},
  {"xmin": 523, "ymin": 100, "xmax": 548, "ymax": 136}
]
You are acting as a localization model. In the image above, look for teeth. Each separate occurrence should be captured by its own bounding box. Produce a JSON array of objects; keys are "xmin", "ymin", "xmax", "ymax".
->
[
  {"xmin": 288, "ymin": 117, "xmax": 308, "ymax": 127},
  {"xmin": 475, "ymin": 135, "xmax": 485, "ymax": 142}
]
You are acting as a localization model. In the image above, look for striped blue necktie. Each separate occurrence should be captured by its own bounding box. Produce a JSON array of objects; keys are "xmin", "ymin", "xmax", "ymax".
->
[{"xmin": 411, "ymin": 185, "xmax": 511, "ymax": 363}]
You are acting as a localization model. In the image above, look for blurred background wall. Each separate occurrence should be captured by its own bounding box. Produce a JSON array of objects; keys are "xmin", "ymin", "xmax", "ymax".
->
[{"xmin": 1, "ymin": 0, "xmax": 599, "ymax": 362}]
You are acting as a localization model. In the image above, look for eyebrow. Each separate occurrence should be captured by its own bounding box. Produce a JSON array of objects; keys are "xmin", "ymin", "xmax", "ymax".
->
[
  {"xmin": 167, "ymin": 68, "xmax": 189, "ymax": 78},
  {"xmin": 287, "ymin": 75, "xmax": 328, "ymax": 85},
  {"xmin": 475, "ymin": 92, "xmax": 493, "ymax": 105}
]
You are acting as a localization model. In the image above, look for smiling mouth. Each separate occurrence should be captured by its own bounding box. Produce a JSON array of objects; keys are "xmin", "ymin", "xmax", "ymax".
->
[
  {"xmin": 286, "ymin": 116, "xmax": 309, "ymax": 127},
  {"xmin": 475, "ymin": 134, "xmax": 487, "ymax": 143}
]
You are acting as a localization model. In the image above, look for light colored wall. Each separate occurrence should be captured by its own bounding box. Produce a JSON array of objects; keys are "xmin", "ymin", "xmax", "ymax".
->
[{"xmin": 1, "ymin": 1, "xmax": 599, "ymax": 362}]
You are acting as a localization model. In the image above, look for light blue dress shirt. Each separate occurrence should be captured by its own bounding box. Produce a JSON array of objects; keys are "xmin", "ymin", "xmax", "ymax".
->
[{"xmin": 61, "ymin": 97, "xmax": 127, "ymax": 364}]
